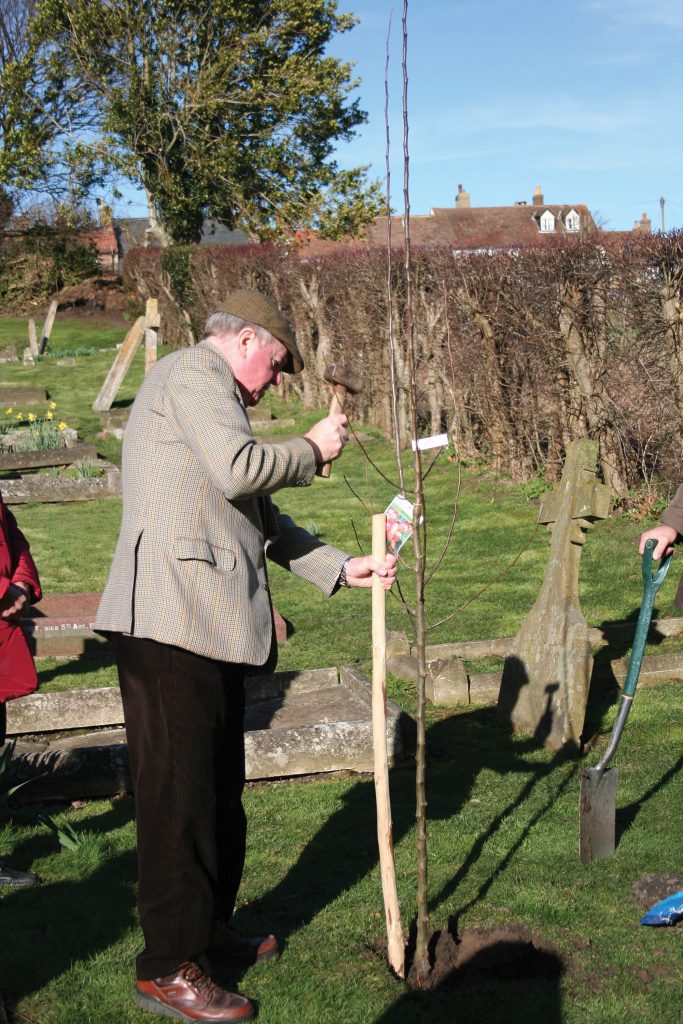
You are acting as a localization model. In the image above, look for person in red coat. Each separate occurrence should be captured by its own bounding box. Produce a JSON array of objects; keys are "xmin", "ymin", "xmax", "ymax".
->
[{"xmin": 0, "ymin": 491, "xmax": 42, "ymax": 888}]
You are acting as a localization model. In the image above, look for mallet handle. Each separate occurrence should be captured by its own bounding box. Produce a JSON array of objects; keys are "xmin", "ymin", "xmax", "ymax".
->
[{"xmin": 318, "ymin": 385, "xmax": 347, "ymax": 479}]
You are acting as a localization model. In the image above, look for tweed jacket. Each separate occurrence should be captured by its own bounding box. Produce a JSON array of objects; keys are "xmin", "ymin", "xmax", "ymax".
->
[
  {"xmin": 661, "ymin": 484, "xmax": 683, "ymax": 609},
  {"xmin": 95, "ymin": 342, "xmax": 348, "ymax": 666}
]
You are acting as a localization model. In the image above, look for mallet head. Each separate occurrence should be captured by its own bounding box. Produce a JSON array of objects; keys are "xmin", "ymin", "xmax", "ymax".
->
[{"xmin": 324, "ymin": 363, "xmax": 364, "ymax": 395}]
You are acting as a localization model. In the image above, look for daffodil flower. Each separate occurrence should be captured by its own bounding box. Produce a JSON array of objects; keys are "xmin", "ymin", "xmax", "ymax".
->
[
  {"xmin": 15, "ymin": 412, "xmax": 23, "ymax": 421},
  {"xmin": 46, "ymin": 411, "xmax": 53, "ymax": 420},
  {"xmin": 58, "ymin": 421, "xmax": 67, "ymax": 430},
  {"xmin": 50, "ymin": 402, "xmax": 57, "ymax": 410},
  {"xmin": 28, "ymin": 413, "xmax": 35, "ymax": 423},
  {"xmin": 5, "ymin": 407, "xmax": 12, "ymax": 415}
]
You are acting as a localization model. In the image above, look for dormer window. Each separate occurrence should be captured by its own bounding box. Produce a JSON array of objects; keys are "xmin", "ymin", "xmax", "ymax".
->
[
  {"xmin": 565, "ymin": 209, "xmax": 580, "ymax": 233},
  {"xmin": 539, "ymin": 209, "xmax": 555, "ymax": 232}
]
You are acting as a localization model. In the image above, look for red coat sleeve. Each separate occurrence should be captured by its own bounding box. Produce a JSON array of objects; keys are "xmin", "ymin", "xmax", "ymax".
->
[{"xmin": 1, "ymin": 501, "xmax": 42, "ymax": 603}]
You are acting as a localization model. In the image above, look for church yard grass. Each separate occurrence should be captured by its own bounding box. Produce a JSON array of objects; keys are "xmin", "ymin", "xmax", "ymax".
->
[{"xmin": 0, "ymin": 317, "xmax": 681, "ymax": 1024}]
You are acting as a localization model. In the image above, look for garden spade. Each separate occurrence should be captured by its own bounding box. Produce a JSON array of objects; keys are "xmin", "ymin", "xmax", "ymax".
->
[{"xmin": 579, "ymin": 539, "xmax": 672, "ymax": 864}]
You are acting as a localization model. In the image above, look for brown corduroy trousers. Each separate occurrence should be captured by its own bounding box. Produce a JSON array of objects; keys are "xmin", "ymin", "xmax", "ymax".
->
[{"xmin": 114, "ymin": 633, "xmax": 247, "ymax": 980}]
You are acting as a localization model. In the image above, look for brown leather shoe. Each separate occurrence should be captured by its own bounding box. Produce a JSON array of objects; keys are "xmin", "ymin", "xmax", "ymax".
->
[
  {"xmin": 209, "ymin": 920, "xmax": 280, "ymax": 965},
  {"xmin": 135, "ymin": 961, "xmax": 253, "ymax": 1021}
]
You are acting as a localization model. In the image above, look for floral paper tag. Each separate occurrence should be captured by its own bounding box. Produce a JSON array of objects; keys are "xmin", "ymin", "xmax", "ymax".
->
[{"xmin": 385, "ymin": 495, "xmax": 416, "ymax": 555}]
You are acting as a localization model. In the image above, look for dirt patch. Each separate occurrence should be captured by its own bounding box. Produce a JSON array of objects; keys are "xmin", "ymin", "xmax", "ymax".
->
[
  {"xmin": 370, "ymin": 922, "xmax": 564, "ymax": 990},
  {"xmin": 632, "ymin": 873, "xmax": 683, "ymax": 910},
  {"xmin": 632, "ymin": 873, "xmax": 683, "ymax": 927}
]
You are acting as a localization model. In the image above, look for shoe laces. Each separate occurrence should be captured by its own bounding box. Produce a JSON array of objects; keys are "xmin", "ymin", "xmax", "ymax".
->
[{"xmin": 181, "ymin": 963, "xmax": 217, "ymax": 998}]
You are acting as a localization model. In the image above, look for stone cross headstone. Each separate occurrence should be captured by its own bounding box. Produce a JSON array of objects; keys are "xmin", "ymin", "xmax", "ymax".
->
[{"xmin": 497, "ymin": 438, "xmax": 611, "ymax": 751}]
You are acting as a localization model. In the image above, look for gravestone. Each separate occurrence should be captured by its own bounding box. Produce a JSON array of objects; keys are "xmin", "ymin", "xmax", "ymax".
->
[{"xmin": 497, "ymin": 438, "xmax": 611, "ymax": 751}]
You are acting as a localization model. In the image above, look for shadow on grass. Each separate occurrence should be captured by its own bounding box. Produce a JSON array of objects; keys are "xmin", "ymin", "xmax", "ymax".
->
[
  {"xmin": 36, "ymin": 651, "xmax": 117, "ymax": 686},
  {"xmin": 237, "ymin": 703, "xmax": 574, "ymax": 1024},
  {"xmin": 0, "ymin": 799, "xmax": 137, "ymax": 1011},
  {"xmin": 582, "ymin": 604, "xmax": 670, "ymax": 745}
]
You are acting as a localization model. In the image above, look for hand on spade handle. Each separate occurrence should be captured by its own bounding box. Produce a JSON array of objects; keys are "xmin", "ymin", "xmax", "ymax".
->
[{"xmin": 639, "ymin": 523, "xmax": 678, "ymax": 560}]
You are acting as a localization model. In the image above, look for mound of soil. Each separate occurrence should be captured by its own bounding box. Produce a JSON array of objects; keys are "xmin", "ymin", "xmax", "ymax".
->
[
  {"xmin": 366, "ymin": 922, "xmax": 564, "ymax": 990},
  {"xmin": 56, "ymin": 276, "xmax": 129, "ymax": 323}
]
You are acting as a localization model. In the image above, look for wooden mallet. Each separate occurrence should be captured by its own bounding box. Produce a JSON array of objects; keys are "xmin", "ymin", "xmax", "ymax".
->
[{"xmin": 318, "ymin": 363, "xmax": 363, "ymax": 478}]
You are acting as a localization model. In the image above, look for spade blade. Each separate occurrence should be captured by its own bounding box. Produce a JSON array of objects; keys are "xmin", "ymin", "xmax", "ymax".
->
[{"xmin": 579, "ymin": 766, "xmax": 618, "ymax": 864}]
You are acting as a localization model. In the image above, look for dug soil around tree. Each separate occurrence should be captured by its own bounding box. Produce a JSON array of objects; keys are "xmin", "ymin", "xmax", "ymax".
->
[{"xmin": 370, "ymin": 921, "xmax": 564, "ymax": 989}]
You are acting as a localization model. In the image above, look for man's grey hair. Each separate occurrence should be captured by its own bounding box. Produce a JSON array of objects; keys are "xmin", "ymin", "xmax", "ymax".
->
[{"xmin": 203, "ymin": 311, "xmax": 273, "ymax": 347}]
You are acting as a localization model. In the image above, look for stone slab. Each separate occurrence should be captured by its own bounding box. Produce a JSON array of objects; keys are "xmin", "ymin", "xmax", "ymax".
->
[
  {"xmin": 3, "ymin": 666, "xmax": 415, "ymax": 801},
  {"xmin": 0, "ymin": 386, "xmax": 48, "ymax": 403},
  {"xmin": 1, "ymin": 462, "xmax": 122, "ymax": 503},
  {"xmin": 99, "ymin": 407, "xmax": 131, "ymax": 429},
  {"xmin": 0, "ymin": 442, "xmax": 98, "ymax": 472},
  {"xmin": 19, "ymin": 592, "xmax": 287, "ymax": 658},
  {"xmin": 22, "ymin": 591, "xmax": 106, "ymax": 657},
  {"xmin": 468, "ymin": 652, "xmax": 683, "ymax": 706}
]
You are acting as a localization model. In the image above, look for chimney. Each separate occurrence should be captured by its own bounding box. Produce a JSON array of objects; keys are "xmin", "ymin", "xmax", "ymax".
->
[
  {"xmin": 633, "ymin": 212, "xmax": 652, "ymax": 234},
  {"xmin": 455, "ymin": 183, "xmax": 471, "ymax": 209},
  {"xmin": 532, "ymin": 185, "xmax": 544, "ymax": 207}
]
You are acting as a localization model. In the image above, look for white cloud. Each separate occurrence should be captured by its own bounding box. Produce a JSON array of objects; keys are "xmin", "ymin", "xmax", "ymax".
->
[
  {"xmin": 415, "ymin": 94, "xmax": 649, "ymax": 140},
  {"xmin": 585, "ymin": 0, "xmax": 683, "ymax": 31}
]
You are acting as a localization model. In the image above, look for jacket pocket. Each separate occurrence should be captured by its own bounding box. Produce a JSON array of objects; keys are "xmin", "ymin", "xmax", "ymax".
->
[{"xmin": 174, "ymin": 537, "xmax": 236, "ymax": 572}]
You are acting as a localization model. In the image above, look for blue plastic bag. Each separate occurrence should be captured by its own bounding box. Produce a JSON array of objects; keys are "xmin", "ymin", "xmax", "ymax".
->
[{"xmin": 641, "ymin": 890, "xmax": 683, "ymax": 926}]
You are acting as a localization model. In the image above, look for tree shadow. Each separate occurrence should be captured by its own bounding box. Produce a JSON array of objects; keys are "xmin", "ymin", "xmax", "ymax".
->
[
  {"xmin": 615, "ymin": 752, "xmax": 683, "ymax": 843},
  {"xmin": 243, "ymin": 661, "xmax": 574, "ymax": 981}
]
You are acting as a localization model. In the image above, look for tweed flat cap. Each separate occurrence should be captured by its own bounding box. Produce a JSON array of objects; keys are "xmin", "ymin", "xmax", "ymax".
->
[{"xmin": 216, "ymin": 288, "xmax": 303, "ymax": 373}]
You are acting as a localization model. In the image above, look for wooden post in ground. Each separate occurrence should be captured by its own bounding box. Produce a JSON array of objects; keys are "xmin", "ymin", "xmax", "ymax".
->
[
  {"xmin": 27, "ymin": 319, "xmax": 39, "ymax": 357},
  {"xmin": 371, "ymin": 512, "xmax": 405, "ymax": 978},
  {"xmin": 39, "ymin": 300, "xmax": 58, "ymax": 354},
  {"xmin": 144, "ymin": 298, "xmax": 160, "ymax": 375},
  {"xmin": 92, "ymin": 316, "xmax": 145, "ymax": 412}
]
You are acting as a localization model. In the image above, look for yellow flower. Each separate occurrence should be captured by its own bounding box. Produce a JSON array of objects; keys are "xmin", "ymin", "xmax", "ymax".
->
[
  {"xmin": 58, "ymin": 421, "xmax": 67, "ymax": 430},
  {"xmin": 49, "ymin": 402, "xmax": 57, "ymax": 410},
  {"xmin": 5, "ymin": 407, "xmax": 12, "ymax": 415},
  {"xmin": 27, "ymin": 413, "xmax": 35, "ymax": 423},
  {"xmin": 15, "ymin": 412, "xmax": 23, "ymax": 421},
  {"xmin": 46, "ymin": 411, "xmax": 53, "ymax": 420}
]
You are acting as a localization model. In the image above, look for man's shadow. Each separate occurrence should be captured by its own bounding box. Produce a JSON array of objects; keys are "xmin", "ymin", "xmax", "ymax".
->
[{"xmin": 223, "ymin": 661, "xmax": 572, "ymax": 1023}]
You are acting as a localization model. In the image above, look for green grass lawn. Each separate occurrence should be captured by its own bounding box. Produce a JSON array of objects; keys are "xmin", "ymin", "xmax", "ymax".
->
[{"xmin": 0, "ymin": 316, "xmax": 682, "ymax": 1023}]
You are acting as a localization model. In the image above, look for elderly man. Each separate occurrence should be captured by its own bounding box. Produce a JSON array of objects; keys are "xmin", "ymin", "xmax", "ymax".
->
[{"xmin": 96, "ymin": 289, "xmax": 396, "ymax": 1023}]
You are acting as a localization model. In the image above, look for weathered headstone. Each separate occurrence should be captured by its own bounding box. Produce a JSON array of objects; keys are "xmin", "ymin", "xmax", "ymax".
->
[
  {"xmin": 144, "ymin": 297, "xmax": 160, "ymax": 375},
  {"xmin": 497, "ymin": 438, "xmax": 611, "ymax": 751},
  {"xmin": 27, "ymin": 317, "xmax": 39, "ymax": 356},
  {"xmin": 39, "ymin": 300, "xmax": 58, "ymax": 354},
  {"xmin": 92, "ymin": 316, "xmax": 145, "ymax": 412},
  {"xmin": 92, "ymin": 299, "xmax": 161, "ymax": 413}
]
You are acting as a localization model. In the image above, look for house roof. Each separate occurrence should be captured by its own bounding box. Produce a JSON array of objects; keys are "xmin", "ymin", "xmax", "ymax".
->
[
  {"xmin": 297, "ymin": 203, "xmax": 596, "ymax": 256},
  {"xmin": 114, "ymin": 217, "xmax": 253, "ymax": 254}
]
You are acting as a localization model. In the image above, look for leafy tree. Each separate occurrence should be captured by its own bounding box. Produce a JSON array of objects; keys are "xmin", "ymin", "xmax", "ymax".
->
[{"xmin": 2, "ymin": 0, "xmax": 383, "ymax": 243}]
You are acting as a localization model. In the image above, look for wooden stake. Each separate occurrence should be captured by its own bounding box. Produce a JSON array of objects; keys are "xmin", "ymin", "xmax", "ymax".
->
[{"xmin": 372, "ymin": 512, "xmax": 405, "ymax": 978}]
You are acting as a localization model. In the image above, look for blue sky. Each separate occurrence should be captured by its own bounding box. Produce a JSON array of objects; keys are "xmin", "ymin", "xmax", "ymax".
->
[
  {"xmin": 118, "ymin": 0, "xmax": 683, "ymax": 232},
  {"xmin": 325, "ymin": 0, "xmax": 683, "ymax": 231}
]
